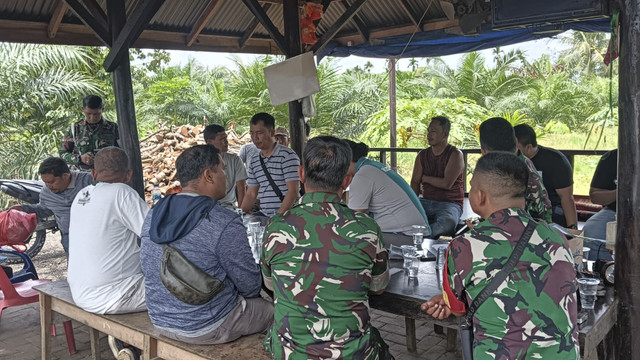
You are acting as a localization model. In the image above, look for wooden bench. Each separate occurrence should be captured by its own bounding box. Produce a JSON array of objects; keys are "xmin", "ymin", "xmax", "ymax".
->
[{"xmin": 34, "ymin": 280, "xmax": 271, "ymax": 360}]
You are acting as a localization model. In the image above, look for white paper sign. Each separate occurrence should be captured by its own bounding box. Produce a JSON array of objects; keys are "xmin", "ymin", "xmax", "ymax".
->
[{"xmin": 264, "ymin": 52, "xmax": 321, "ymax": 106}]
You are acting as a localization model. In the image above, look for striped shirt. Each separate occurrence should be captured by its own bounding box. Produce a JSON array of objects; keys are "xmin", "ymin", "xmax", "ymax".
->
[{"xmin": 246, "ymin": 143, "xmax": 300, "ymax": 213}]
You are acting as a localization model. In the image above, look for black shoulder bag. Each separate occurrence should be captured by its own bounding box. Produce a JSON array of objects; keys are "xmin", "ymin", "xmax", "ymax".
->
[
  {"xmin": 259, "ymin": 155, "xmax": 285, "ymax": 202},
  {"xmin": 459, "ymin": 220, "xmax": 537, "ymax": 360}
]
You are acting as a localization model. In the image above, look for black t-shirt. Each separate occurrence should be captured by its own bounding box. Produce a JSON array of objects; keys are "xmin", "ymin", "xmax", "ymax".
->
[
  {"xmin": 530, "ymin": 146, "xmax": 573, "ymax": 207},
  {"xmin": 590, "ymin": 149, "xmax": 618, "ymax": 210}
]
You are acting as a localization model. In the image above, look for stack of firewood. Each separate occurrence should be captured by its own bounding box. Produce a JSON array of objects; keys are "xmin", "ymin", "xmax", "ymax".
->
[{"xmin": 139, "ymin": 124, "xmax": 250, "ymax": 202}]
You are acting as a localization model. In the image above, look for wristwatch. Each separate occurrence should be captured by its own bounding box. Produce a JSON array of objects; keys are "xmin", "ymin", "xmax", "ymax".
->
[{"xmin": 568, "ymin": 224, "xmax": 578, "ymax": 230}]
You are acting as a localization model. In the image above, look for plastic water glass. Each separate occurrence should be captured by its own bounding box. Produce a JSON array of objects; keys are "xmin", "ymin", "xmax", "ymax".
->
[
  {"xmin": 582, "ymin": 247, "xmax": 591, "ymax": 271},
  {"xmin": 401, "ymin": 245, "xmax": 417, "ymax": 270},
  {"xmin": 577, "ymin": 278, "xmax": 600, "ymax": 310},
  {"xmin": 412, "ymin": 225, "xmax": 426, "ymax": 247},
  {"xmin": 248, "ymin": 221, "xmax": 261, "ymax": 237},
  {"xmin": 403, "ymin": 251, "xmax": 419, "ymax": 279}
]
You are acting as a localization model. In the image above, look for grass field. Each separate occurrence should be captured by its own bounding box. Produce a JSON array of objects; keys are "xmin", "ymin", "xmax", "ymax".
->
[{"xmin": 386, "ymin": 127, "xmax": 618, "ymax": 196}]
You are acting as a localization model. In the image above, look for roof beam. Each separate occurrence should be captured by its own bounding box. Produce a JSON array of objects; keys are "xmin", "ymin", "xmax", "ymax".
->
[
  {"xmin": 238, "ymin": 3, "xmax": 271, "ymax": 49},
  {"xmin": 341, "ymin": 0, "xmax": 369, "ymax": 42},
  {"xmin": 311, "ymin": 0, "xmax": 369, "ymax": 54},
  {"xmin": 241, "ymin": 0, "xmax": 288, "ymax": 55},
  {"xmin": 47, "ymin": 0, "xmax": 67, "ymax": 39},
  {"xmin": 395, "ymin": 0, "xmax": 420, "ymax": 26},
  {"xmin": 334, "ymin": 18, "xmax": 459, "ymax": 46},
  {"xmin": 63, "ymin": 0, "xmax": 110, "ymax": 45},
  {"xmin": 186, "ymin": 0, "xmax": 223, "ymax": 47},
  {"xmin": 83, "ymin": 0, "xmax": 108, "ymax": 29},
  {"xmin": 103, "ymin": 0, "xmax": 165, "ymax": 72}
]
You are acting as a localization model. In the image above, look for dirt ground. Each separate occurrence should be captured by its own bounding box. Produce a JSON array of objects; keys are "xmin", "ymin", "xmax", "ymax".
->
[{"xmin": 7, "ymin": 230, "xmax": 68, "ymax": 281}]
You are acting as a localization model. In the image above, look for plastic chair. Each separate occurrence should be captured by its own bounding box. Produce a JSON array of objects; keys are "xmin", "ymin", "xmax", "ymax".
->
[
  {"xmin": 0, "ymin": 249, "xmax": 38, "ymax": 283},
  {"xmin": 0, "ymin": 250, "xmax": 77, "ymax": 354}
]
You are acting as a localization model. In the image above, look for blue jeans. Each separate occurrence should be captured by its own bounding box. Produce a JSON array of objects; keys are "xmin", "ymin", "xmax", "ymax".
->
[
  {"xmin": 420, "ymin": 199, "xmax": 463, "ymax": 238},
  {"xmin": 582, "ymin": 208, "xmax": 615, "ymax": 261}
]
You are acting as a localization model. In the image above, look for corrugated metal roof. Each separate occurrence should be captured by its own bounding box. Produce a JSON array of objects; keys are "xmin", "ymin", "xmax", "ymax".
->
[{"xmin": 0, "ymin": 0, "xmax": 460, "ymax": 53}]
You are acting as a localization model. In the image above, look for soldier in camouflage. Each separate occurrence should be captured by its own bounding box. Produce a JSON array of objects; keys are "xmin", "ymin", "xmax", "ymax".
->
[
  {"xmin": 59, "ymin": 95, "xmax": 119, "ymax": 170},
  {"xmin": 422, "ymin": 152, "xmax": 579, "ymax": 359},
  {"xmin": 478, "ymin": 117, "xmax": 552, "ymax": 222},
  {"xmin": 261, "ymin": 136, "xmax": 392, "ymax": 360}
]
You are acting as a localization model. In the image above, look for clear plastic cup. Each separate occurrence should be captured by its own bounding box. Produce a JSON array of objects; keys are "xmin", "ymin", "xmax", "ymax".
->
[
  {"xmin": 412, "ymin": 225, "xmax": 426, "ymax": 247},
  {"xmin": 577, "ymin": 278, "xmax": 600, "ymax": 309},
  {"xmin": 403, "ymin": 251, "xmax": 420, "ymax": 279},
  {"xmin": 401, "ymin": 245, "xmax": 417, "ymax": 270}
]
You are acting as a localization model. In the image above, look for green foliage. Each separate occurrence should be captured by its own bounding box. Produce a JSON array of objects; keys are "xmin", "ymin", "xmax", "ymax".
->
[{"xmin": 360, "ymin": 98, "xmax": 492, "ymax": 148}]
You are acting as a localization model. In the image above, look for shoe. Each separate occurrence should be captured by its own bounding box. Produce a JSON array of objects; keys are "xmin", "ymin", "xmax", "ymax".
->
[{"xmin": 108, "ymin": 335, "xmax": 140, "ymax": 360}]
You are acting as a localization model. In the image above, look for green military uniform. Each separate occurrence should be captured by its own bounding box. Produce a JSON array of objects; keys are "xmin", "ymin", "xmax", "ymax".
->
[
  {"xmin": 261, "ymin": 192, "xmax": 391, "ymax": 360},
  {"xmin": 443, "ymin": 208, "xmax": 579, "ymax": 359},
  {"xmin": 59, "ymin": 118, "xmax": 119, "ymax": 169},
  {"xmin": 520, "ymin": 153, "xmax": 552, "ymax": 222}
]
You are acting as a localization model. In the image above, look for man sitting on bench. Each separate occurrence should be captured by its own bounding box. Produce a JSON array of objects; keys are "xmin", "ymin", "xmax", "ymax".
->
[
  {"xmin": 67, "ymin": 147, "xmax": 149, "ymax": 360},
  {"xmin": 141, "ymin": 145, "xmax": 273, "ymax": 344}
]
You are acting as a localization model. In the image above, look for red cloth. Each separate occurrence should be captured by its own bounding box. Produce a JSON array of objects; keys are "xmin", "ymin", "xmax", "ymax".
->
[
  {"xmin": 0, "ymin": 209, "xmax": 37, "ymax": 252},
  {"xmin": 442, "ymin": 246, "xmax": 466, "ymax": 313}
]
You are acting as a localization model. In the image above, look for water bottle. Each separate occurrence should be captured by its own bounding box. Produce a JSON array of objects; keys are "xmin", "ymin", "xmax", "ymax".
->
[{"xmin": 152, "ymin": 184, "xmax": 162, "ymax": 206}]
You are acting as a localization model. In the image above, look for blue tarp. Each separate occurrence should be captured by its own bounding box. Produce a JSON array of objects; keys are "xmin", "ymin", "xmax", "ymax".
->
[{"xmin": 319, "ymin": 18, "xmax": 611, "ymax": 59}]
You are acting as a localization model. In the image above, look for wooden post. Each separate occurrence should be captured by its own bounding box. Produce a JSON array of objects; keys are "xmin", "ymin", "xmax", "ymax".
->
[
  {"xmin": 283, "ymin": 0, "xmax": 305, "ymax": 158},
  {"xmin": 389, "ymin": 58, "xmax": 397, "ymax": 171},
  {"xmin": 107, "ymin": 0, "xmax": 144, "ymax": 198},
  {"xmin": 616, "ymin": 2, "xmax": 640, "ymax": 358}
]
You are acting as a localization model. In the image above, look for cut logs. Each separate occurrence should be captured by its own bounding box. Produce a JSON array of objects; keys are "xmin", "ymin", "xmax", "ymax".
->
[{"xmin": 140, "ymin": 124, "xmax": 251, "ymax": 203}]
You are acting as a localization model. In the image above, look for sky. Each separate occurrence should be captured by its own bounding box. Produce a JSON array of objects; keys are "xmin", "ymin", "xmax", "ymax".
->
[{"xmin": 163, "ymin": 33, "xmax": 570, "ymax": 73}]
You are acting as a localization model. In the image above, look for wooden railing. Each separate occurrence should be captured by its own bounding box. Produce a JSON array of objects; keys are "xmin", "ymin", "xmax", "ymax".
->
[{"xmin": 370, "ymin": 147, "xmax": 609, "ymax": 193}]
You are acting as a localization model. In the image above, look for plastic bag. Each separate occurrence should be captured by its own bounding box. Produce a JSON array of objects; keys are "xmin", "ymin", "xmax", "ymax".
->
[{"xmin": 0, "ymin": 209, "xmax": 37, "ymax": 252}]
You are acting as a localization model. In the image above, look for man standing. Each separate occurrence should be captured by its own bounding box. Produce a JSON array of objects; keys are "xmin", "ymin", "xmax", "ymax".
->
[
  {"xmin": 67, "ymin": 147, "xmax": 148, "ymax": 315},
  {"xmin": 514, "ymin": 124, "xmax": 578, "ymax": 228},
  {"xmin": 141, "ymin": 145, "xmax": 272, "ymax": 344},
  {"xmin": 203, "ymin": 124, "xmax": 247, "ymax": 210},
  {"xmin": 11, "ymin": 157, "xmax": 93, "ymax": 254},
  {"xmin": 422, "ymin": 152, "xmax": 579, "ymax": 359},
  {"xmin": 479, "ymin": 117, "xmax": 552, "ymax": 222},
  {"xmin": 274, "ymin": 126, "xmax": 290, "ymax": 147},
  {"xmin": 59, "ymin": 95, "xmax": 119, "ymax": 170},
  {"xmin": 410, "ymin": 116, "xmax": 465, "ymax": 238},
  {"xmin": 240, "ymin": 112, "xmax": 300, "ymax": 215},
  {"xmin": 262, "ymin": 136, "xmax": 392, "ymax": 359},
  {"xmin": 582, "ymin": 149, "xmax": 617, "ymax": 260}
]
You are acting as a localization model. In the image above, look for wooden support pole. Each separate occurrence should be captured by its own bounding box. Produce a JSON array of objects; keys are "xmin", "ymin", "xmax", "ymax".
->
[
  {"xmin": 107, "ymin": 0, "xmax": 144, "ymax": 198},
  {"xmin": 186, "ymin": 0, "xmax": 223, "ymax": 47},
  {"xmin": 239, "ymin": 3, "xmax": 272, "ymax": 48},
  {"xmin": 311, "ymin": 0, "xmax": 369, "ymax": 54},
  {"xmin": 103, "ymin": 0, "xmax": 165, "ymax": 72},
  {"xmin": 616, "ymin": 2, "xmax": 640, "ymax": 359},
  {"xmin": 83, "ymin": 0, "xmax": 108, "ymax": 30},
  {"xmin": 283, "ymin": 0, "xmax": 305, "ymax": 158},
  {"xmin": 389, "ymin": 58, "xmax": 397, "ymax": 171},
  {"xmin": 242, "ymin": 0, "xmax": 289, "ymax": 56},
  {"xmin": 48, "ymin": 0, "xmax": 67, "ymax": 39}
]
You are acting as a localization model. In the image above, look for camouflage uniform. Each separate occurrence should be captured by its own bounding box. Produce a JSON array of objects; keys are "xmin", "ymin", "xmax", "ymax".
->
[
  {"xmin": 443, "ymin": 208, "xmax": 579, "ymax": 360},
  {"xmin": 521, "ymin": 153, "xmax": 552, "ymax": 222},
  {"xmin": 261, "ymin": 192, "xmax": 391, "ymax": 360},
  {"xmin": 59, "ymin": 119, "xmax": 119, "ymax": 169}
]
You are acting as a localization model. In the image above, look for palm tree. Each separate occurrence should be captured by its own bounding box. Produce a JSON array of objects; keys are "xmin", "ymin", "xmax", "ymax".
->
[
  {"xmin": 558, "ymin": 31, "xmax": 611, "ymax": 77},
  {"xmin": 0, "ymin": 44, "xmax": 98, "ymax": 181}
]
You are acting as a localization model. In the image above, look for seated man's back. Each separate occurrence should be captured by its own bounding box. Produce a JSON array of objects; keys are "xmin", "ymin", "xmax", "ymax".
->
[
  {"xmin": 262, "ymin": 136, "xmax": 391, "ymax": 360},
  {"xmin": 141, "ymin": 145, "xmax": 272, "ymax": 345},
  {"xmin": 68, "ymin": 148, "xmax": 149, "ymax": 314},
  {"xmin": 439, "ymin": 152, "xmax": 578, "ymax": 359}
]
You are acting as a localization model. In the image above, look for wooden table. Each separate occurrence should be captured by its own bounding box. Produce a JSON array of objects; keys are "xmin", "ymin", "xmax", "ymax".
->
[
  {"xmin": 370, "ymin": 239, "xmax": 619, "ymax": 356},
  {"xmin": 579, "ymin": 285, "xmax": 618, "ymax": 360},
  {"xmin": 369, "ymin": 239, "xmax": 457, "ymax": 353}
]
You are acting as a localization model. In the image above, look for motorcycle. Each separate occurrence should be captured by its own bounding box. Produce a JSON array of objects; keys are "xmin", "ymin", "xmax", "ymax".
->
[{"xmin": 0, "ymin": 179, "xmax": 58, "ymax": 264}]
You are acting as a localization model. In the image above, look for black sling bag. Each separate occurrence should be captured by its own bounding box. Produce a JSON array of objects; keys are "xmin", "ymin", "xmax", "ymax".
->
[{"xmin": 259, "ymin": 155, "xmax": 285, "ymax": 202}]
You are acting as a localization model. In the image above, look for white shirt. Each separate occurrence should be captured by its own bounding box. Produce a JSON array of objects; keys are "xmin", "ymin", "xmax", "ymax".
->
[{"xmin": 67, "ymin": 182, "xmax": 149, "ymax": 314}]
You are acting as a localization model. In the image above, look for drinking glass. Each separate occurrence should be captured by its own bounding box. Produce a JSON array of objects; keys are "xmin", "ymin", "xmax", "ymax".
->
[
  {"xmin": 401, "ymin": 245, "xmax": 417, "ymax": 270},
  {"xmin": 577, "ymin": 278, "xmax": 600, "ymax": 309},
  {"xmin": 412, "ymin": 225, "xmax": 426, "ymax": 247}
]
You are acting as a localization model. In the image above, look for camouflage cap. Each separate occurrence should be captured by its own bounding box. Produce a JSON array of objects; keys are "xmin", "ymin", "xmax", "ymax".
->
[{"xmin": 274, "ymin": 127, "xmax": 289, "ymax": 137}]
